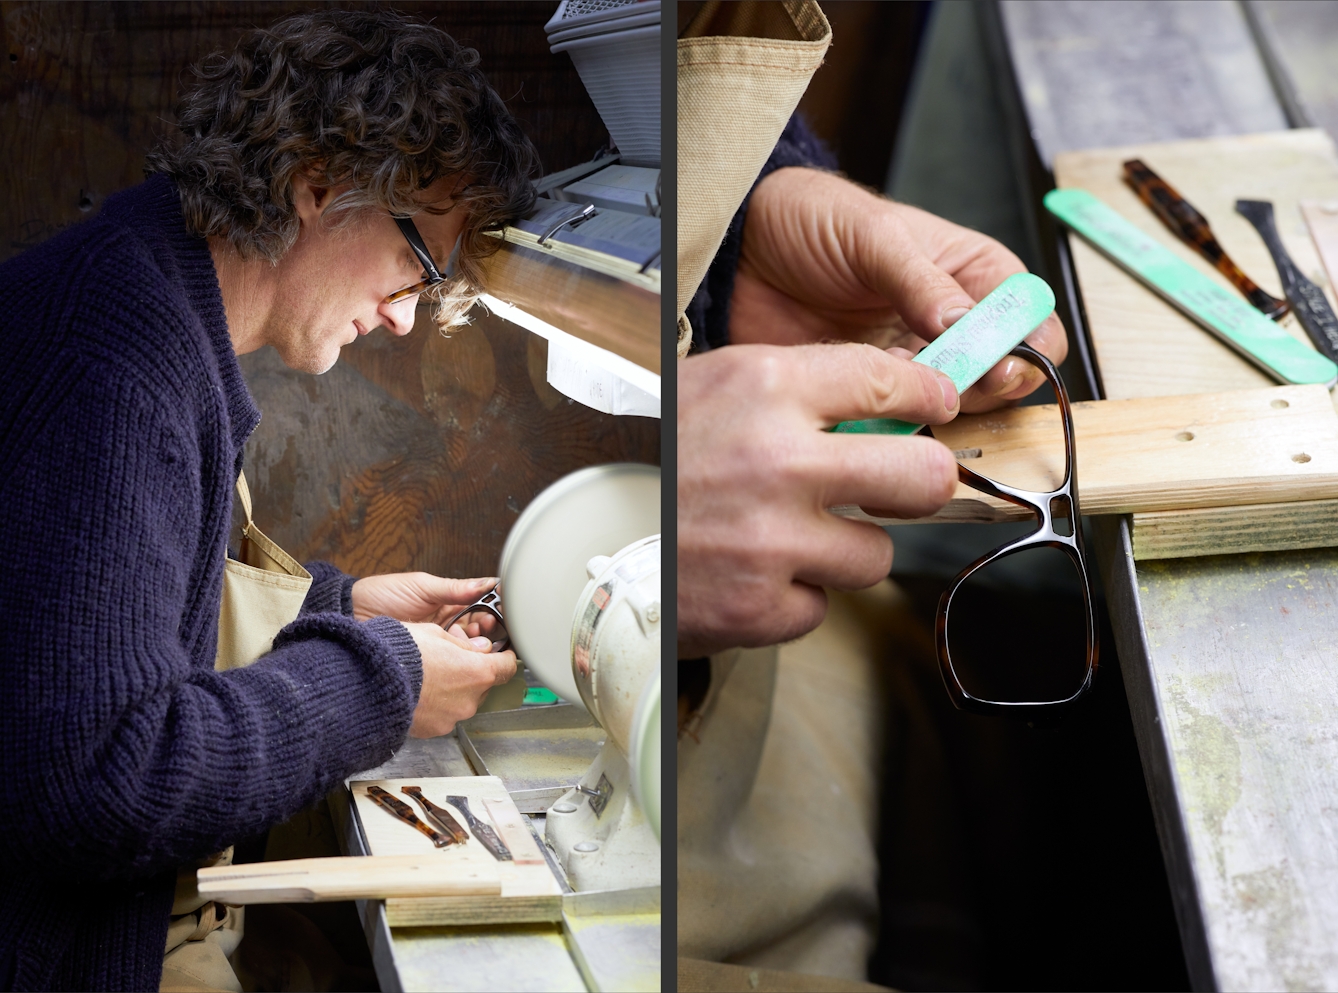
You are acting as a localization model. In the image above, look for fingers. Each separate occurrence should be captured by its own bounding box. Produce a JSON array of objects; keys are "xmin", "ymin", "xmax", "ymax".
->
[
  {"xmin": 407, "ymin": 625, "xmax": 517, "ymax": 737},
  {"xmin": 678, "ymin": 575, "xmax": 829, "ymax": 656},
  {"xmin": 815, "ymin": 433, "xmax": 959, "ymax": 515},
  {"xmin": 419, "ymin": 573, "xmax": 499, "ymax": 605},
  {"xmin": 846, "ymin": 206, "xmax": 979, "ymax": 344},
  {"xmin": 960, "ymin": 312, "xmax": 1070, "ymax": 412},
  {"xmin": 746, "ymin": 343, "xmax": 959, "ymax": 426},
  {"xmin": 443, "ymin": 624, "xmax": 494, "ymax": 653}
]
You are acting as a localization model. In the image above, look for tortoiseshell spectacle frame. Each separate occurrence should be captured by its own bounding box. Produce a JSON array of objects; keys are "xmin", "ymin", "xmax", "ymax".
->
[
  {"xmin": 1122, "ymin": 159, "xmax": 1289, "ymax": 321},
  {"xmin": 933, "ymin": 344, "xmax": 1098, "ymax": 719},
  {"xmin": 385, "ymin": 216, "xmax": 447, "ymax": 305},
  {"xmin": 366, "ymin": 785, "xmax": 454, "ymax": 848}
]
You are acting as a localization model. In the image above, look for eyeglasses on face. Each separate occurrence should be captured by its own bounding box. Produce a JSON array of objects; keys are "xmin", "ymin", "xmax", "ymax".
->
[
  {"xmin": 933, "ymin": 343, "xmax": 1099, "ymax": 720},
  {"xmin": 385, "ymin": 216, "xmax": 447, "ymax": 305}
]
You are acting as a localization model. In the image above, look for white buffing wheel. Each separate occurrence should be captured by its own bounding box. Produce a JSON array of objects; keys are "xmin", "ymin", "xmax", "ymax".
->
[{"xmin": 499, "ymin": 463, "xmax": 660, "ymax": 708}]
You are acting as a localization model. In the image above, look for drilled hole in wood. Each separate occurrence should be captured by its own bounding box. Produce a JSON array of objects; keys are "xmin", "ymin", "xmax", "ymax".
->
[
  {"xmin": 1271, "ymin": 399, "xmax": 1290, "ymax": 409},
  {"xmin": 1175, "ymin": 431, "xmax": 1194, "ymax": 442},
  {"xmin": 1293, "ymin": 453, "xmax": 1312, "ymax": 463},
  {"xmin": 953, "ymin": 448, "xmax": 983, "ymax": 460}
]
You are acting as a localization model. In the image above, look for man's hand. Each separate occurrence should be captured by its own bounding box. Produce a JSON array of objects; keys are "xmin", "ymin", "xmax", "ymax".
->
[
  {"xmin": 678, "ymin": 342, "xmax": 961, "ymax": 657},
  {"xmin": 352, "ymin": 572, "xmax": 498, "ymax": 637},
  {"xmin": 402, "ymin": 622, "xmax": 517, "ymax": 737},
  {"xmin": 728, "ymin": 167, "xmax": 1068, "ymax": 412}
]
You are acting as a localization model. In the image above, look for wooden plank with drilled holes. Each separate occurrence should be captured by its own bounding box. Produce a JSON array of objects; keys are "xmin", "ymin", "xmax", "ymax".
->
[{"xmin": 836, "ymin": 384, "xmax": 1338, "ymax": 541}]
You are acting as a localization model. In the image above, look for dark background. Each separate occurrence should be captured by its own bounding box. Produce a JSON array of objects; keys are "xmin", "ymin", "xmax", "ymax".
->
[{"xmin": 1, "ymin": 1, "xmax": 659, "ymax": 585}]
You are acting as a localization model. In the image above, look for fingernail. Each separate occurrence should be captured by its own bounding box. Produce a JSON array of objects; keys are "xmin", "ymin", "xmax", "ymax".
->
[
  {"xmin": 937, "ymin": 373, "xmax": 958, "ymax": 411},
  {"xmin": 479, "ymin": 577, "xmax": 499, "ymax": 587},
  {"xmin": 993, "ymin": 373, "xmax": 1025, "ymax": 398},
  {"xmin": 470, "ymin": 636, "xmax": 492, "ymax": 651},
  {"xmin": 941, "ymin": 306, "xmax": 970, "ymax": 329}
]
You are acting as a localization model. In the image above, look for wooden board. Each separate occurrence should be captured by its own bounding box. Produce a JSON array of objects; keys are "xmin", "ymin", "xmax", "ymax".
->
[
  {"xmin": 1302, "ymin": 199, "xmax": 1338, "ymax": 296},
  {"xmin": 197, "ymin": 853, "xmax": 500, "ymax": 904},
  {"xmin": 351, "ymin": 775, "xmax": 563, "ymax": 927},
  {"xmin": 477, "ymin": 240, "xmax": 660, "ymax": 374},
  {"xmin": 1131, "ymin": 497, "xmax": 1338, "ymax": 560},
  {"xmin": 837, "ymin": 384, "xmax": 1338, "ymax": 526},
  {"xmin": 1053, "ymin": 128, "xmax": 1338, "ymax": 401},
  {"xmin": 1052, "ymin": 129, "xmax": 1338, "ymax": 557}
]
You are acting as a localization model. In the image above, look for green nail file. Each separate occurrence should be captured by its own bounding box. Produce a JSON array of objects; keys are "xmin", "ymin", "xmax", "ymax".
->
[
  {"xmin": 832, "ymin": 272, "xmax": 1057, "ymax": 435},
  {"xmin": 1044, "ymin": 187, "xmax": 1338, "ymax": 388}
]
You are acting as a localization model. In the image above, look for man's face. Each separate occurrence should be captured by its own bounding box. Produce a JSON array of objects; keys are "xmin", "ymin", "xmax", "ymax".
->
[{"xmin": 262, "ymin": 175, "xmax": 468, "ymax": 374}]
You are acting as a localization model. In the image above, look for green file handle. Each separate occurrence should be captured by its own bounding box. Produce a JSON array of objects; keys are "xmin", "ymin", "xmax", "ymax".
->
[
  {"xmin": 1044, "ymin": 187, "xmax": 1337, "ymax": 388},
  {"xmin": 833, "ymin": 272, "xmax": 1057, "ymax": 435}
]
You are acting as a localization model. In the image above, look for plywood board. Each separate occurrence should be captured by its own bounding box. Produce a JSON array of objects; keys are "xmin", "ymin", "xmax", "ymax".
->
[
  {"xmin": 350, "ymin": 775, "xmax": 563, "ymax": 927},
  {"xmin": 836, "ymin": 384, "xmax": 1338, "ymax": 526},
  {"xmin": 1053, "ymin": 128, "xmax": 1338, "ymax": 401},
  {"xmin": 1130, "ymin": 498, "xmax": 1338, "ymax": 560}
]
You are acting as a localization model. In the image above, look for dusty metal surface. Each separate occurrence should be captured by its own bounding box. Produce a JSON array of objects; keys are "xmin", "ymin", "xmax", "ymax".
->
[
  {"xmin": 999, "ymin": 3, "xmax": 1338, "ymax": 988},
  {"xmin": 336, "ymin": 720, "xmax": 657, "ymax": 992},
  {"xmin": 563, "ymin": 887, "xmax": 662, "ymax": 993},
  {"xmin": 457, "ymin": 705, "xmax": 606, "ymax": 811},
  {"xmin": 1136, "ymin": 545, "xmax": 1338, "ymax": 990}
]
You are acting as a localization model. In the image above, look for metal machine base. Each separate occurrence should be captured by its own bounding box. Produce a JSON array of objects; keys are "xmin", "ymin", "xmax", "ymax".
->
[{"xmin": 546, "ymin": 739, "xmax": 660, "ymax": 892}]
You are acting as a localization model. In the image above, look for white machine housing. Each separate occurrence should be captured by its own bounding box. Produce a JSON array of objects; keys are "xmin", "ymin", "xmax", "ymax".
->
[
  {"xmin": 545, "ymin": 535, "xmax": 661, "ymax": 891},
  {"xmin": 498, "ymin": 463, "xmax": 660, "ymax": 892}
]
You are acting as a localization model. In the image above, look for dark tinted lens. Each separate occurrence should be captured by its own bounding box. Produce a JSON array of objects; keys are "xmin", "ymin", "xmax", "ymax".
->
[
  {"xmin": 447, "ymin": 607, "xmax": 509, "ymax": 652},
  {"xmin": 943, "ymin": 545, "xmax": 1090, "ymax": 705}
]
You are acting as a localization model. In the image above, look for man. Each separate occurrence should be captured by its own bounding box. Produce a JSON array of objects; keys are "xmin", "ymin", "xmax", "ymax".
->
[
  {"xmin": 0, "ymin": 11, "xmax": 537, "ymax": 990},
  {"xmin": 676, "ymin": 2, "xmax": 1067, "ymax": 985}
]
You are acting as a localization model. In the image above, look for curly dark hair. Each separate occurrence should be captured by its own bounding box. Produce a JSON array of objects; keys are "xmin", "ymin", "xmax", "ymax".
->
[{"xmin": 146, "ymin": 8, "xmax": 539, "ymax": 328}]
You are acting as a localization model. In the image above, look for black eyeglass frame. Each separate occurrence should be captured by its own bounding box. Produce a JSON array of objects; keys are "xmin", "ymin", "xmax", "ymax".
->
[
  {"xmin": 442, "ymin": 586, "xmax": 510, "ymax": 653},
  {"xmin": 934, "ymin": 343, "xmax": 1099, "ymax": 719},
  {"xmin": 386, "ymin": 216, "xmax": 447, "ymax": 305}
]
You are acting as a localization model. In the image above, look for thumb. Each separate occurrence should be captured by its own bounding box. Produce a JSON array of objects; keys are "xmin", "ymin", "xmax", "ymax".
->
[{"xmin": 418, "ymin": 574, "xmax": 499, "ymax": 606}]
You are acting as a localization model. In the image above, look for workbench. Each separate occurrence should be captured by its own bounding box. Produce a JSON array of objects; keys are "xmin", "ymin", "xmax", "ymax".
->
[
  {"xmin": 328, "ymin": 705, "xmax": 659, "ymax": 992},
  {"xmin": 986, "ymin": 3, "xmax": 1338, "ymax": 989}
]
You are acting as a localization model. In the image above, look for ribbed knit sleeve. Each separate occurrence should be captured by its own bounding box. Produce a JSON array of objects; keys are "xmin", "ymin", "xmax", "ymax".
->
[
  {"xmin": 303, "ymin": 560, "xmax": 358, "ymax": 616},
  {"xmin": 685, "ymin": 114, "xmax": 840, "ymax": 352}
]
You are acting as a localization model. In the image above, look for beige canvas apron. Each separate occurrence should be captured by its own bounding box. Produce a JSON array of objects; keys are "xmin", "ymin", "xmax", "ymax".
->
[
  {"xmin": 677, "ymin": 1, "xmax": 897, "ymax": 982},
  {"xmin": 161, "ymin": 472, "xmax": 312, "ymax": 992}
]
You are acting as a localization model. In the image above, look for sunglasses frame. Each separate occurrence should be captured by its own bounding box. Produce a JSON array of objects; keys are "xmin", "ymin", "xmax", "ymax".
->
[{"xmin": 934, "ymin": 343, "xmax": 1099, "ymax": 718}]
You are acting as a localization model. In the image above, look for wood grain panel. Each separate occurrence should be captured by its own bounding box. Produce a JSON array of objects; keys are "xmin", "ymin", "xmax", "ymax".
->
[
  {"xmin": 239, "ymin": 307, "xmax": 659, "ymax": 580},
  {"xmin": 835, "ymin": 384, "xmax": 1338, "ymax": 523}
]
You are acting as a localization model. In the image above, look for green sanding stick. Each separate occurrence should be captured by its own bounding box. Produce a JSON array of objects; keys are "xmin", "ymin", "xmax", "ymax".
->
[
  {"xmin": 1045, "ymin": 187, "xmax": 1338, "ymax": 388},
  {"xmin": 833, "ymin": 272, "xmax": 1056, "ymax": 435}
]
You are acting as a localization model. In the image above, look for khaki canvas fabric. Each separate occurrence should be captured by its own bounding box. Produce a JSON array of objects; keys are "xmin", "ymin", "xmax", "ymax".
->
[
  {"xmin": 676, "ymin": 0, "xmax": 831, "ymax": 357},
  {"xmin": 160, "ymin": 474, "xmax": 310, "ymax": 990},
  {"xmin": 679, "ymin": 582, "xmax": 912, "ymax": 980},
  {"xmin": 162, "ymin": 849, "xmax": 245, "ymax": 993},
  {"xmin": 215, "ymin": 472, "xmax": 312, "ymax": 672}
]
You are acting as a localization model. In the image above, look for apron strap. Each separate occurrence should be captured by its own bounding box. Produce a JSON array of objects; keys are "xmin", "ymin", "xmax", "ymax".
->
[{"xmin": 235, "ymin": 470, "xmax": 255, "ymax": 533}]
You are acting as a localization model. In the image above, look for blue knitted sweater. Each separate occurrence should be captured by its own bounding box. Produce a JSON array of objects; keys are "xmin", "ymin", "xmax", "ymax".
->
[{"xmin": 0, "ymin": 175, "xmax": 423, "ymax": 991}]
